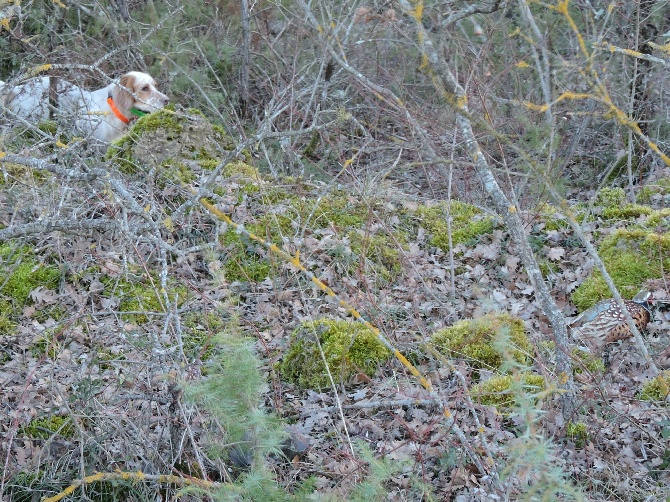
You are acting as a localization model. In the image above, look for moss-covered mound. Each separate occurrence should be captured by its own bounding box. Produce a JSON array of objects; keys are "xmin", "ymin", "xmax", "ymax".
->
[
  {"xmin": 430, "ymin": 313, "xmax": 531, "ymax": 372},
  {"xmin": 571, "ymin": 228, "xmax": 670, "ymax": 310},
  {"xmin": 279, "ymin": 319, "xmax": 391, "ymax": 389}
]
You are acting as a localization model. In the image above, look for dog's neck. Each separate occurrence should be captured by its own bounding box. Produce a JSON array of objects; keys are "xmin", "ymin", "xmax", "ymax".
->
[{"xmin": 106, "ymin": 95, "xmax": 131, "ymax": 124}]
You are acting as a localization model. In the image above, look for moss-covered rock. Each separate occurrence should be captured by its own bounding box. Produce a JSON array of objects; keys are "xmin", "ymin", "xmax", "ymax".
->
[
  {"xmin": 279, "ymin": 319, "xmax": 391, "ymax": 389},
  {"xmin": 571, "ymin": 229, "xmax": 670, "ymax": 310},
  {"xmin": 638, "ymin": 371, "xmax": 670, "ymax": 402},
  {"xmin": 415, "ymin": 201, "xmax": 496, "ymax": 251},
  {"xmin": 105, "ymin": 107, "xmax": 234, "ymax": 175},
  {"xmin": 430, "ymin": 313, "xmax": 531, "ymax": 372},
  {"xmin": 471, "ymin": 373, "xmax": 545, "ymax": 410}
]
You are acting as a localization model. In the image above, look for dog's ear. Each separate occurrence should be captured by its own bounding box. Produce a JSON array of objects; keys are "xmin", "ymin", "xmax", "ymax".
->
[{"xmin": 112, "ymin": 73, "xmax": 136, "ymax": 114}]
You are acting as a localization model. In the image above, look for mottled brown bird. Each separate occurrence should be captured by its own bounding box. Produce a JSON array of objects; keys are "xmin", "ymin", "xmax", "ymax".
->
[{"xmin": 569, "ymin": 291, "xmax": 653, "ymax": 350}]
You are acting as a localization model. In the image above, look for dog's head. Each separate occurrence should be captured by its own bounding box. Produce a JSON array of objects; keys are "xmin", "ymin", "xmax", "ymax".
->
[{"xmin": 113, "ymin": 71, "xmax": 169, "ymax": 115}]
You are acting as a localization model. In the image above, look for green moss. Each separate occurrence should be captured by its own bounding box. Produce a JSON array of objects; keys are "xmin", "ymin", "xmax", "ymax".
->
[
  {"xmin": 566, "ymin": 422, "xmax": 589, "ymax": 448},
  {"xmin": 158, "ymin": 160, "xmax": 197, "ymax": 185},
  {"xmin": 0, "ymin": 245, "xmax": 61, "ymax": 304},
  {"xmin": 279, "ymin": 319, "xmax": 391, "ymax": 389},
  {"xmin": 471, "ymin": 373, "xmax": 545, "ymax": 410},
  {"xmin": 415, "ymin": 201, "xmax": 496, "ymax": 251},
  {"xmin": 601, "ymin": 203, "xmax": 653, "ymax": 220},
  {"xmin": 220, "ymin": 190, "xmax": 402, "ymax": 283},
  {"xmin": 638, "ymin": 371, "xmax": 670, "ymax": 402},
  {"xmin": 571, "ymin": 229, "xmax": 670, "ymax": 310},
  {"xmin": 100, "ymin": 274, "xmax": 188, "ymax": 324},
  {"xmin": 20, "ymin": 415, "xmax": 74, "ymax": 439},
  {"xmin": 638, "ymin": 178, "xmax": 670, "ymax": 204},
  {"xmin": 572, "ymin": 347, "xmax": 605, "ymax": 374},
  {"xmin": 0, "ymin": 244, "xmax": 62, "ymax": 332},
  {"xmin": 347, "ymin": 230, "xmax": 405, "ymax": 281},
  {"xmin": 220, "ymin": 228, "xmax": 272, "ymax": 282},
  {"xmin": 594, "ymin": 187, "xmax": 626, "ymax": 208},
  {"xmin": 536, "ymin": 203, "xmax": 570, "ymax": 232},
  {"xmin": 431, "ymin": 313, "xmax": 531, "ymax": 372}
]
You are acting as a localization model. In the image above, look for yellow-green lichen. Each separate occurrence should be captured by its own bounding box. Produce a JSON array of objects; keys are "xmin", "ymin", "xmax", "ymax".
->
[
  {"xmin": 415, "ymin": 201, "xmax": 496, "ymax": 251},
  {"xmin": 566, "ymin": 421, "xmax": 589, "ymax": 448},
  {"xmin": 20, "ymin": 415, "xmax": 74, "ymax": 440},
  {"xmin": 431, "ymin": 313, "xmax": 531, "ymax": 372},
  {"xmin": 279, "ymin": 319, "xmax": 391, "ymax": 389},
  {"xmin": 471, "ymin": 373, "xmax": 545, "ymax": 410},
  {"xmin": 571, "ymin": 228, "xmax": 670, "ymax": 310},
  {"xmin": 638, "ymin": 371, "xmax": 670, "ymax": 402}
]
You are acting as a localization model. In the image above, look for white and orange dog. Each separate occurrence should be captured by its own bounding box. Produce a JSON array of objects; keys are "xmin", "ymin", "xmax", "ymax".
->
[{"xmin": 0, "ymin": 71, "xmax": 169, "ymax": 142}]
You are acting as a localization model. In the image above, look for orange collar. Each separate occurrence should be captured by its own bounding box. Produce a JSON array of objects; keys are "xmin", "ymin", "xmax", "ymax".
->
[{"xmin": 107, "ymin": 96, "xmax": 131, "ymax": 124}]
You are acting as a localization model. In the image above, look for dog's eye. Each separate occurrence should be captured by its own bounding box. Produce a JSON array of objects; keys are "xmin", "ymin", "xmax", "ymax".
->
[{"xmin": 141, "ymin": 85, "xmax": 149, "ymax": 91}]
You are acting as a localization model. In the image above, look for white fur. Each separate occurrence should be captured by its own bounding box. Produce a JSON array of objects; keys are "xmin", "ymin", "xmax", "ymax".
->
[{"xmin": 0, "ymin": 71, "xmax": 169, "ymax": 142}]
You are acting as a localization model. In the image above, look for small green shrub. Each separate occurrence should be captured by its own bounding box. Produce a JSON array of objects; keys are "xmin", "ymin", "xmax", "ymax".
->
[
  {"xmin": 566, "ymin": 422, "xmax": 589, "ymax": 448},
  {"xmin": 279, "ymin": 319, "xmax": 391, "ymax": 389}
]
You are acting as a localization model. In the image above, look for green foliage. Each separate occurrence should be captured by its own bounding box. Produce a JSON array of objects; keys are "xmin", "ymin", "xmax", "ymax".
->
[
  {"xmin": 220, "ymin": 228, "xmax": 273, "ymax": 282},
  {"xmin": 186, "ymin": 333, "xmax": 295, "ymax": 499},
  {"xmin": 221, "ymin": 187, "xmax": 405, "ymax": 283},
  {"xmin": 571, "ymin": 229, "xmax": 670, "ymax": 310},
  {"xmin": 181, "ymin": 311, "xmax": 228, "ymax": 361},
  {"xmin": 431, "ymin": 313, "xmax": 531, "ymax": 372},
  {"xmin": 20, "ymin": 415, "xmax": 74, "ymax": 440},
  {"xmin": 415, "ymin": 201, "xmax": 496, "ymax": 251},
  {"xmin": 279, "ymin": 319, "xmax": 391, "ymax": 389},
  {"xmin": 566, "ymin": 422, "xmax": 589, "ymax": 448},
  {"xmin": 571, "ymin": 347, "xmax": 605, "ymax": 374},
  {"xmin": 470, "ymin": 373, "xmax": 545, "ymax": 410},
  {"xmin": 638, "ymin": 371, "xmax": 670, "ymax": 402}
]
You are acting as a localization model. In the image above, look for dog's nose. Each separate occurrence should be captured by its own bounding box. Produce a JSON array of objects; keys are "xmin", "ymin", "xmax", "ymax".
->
[{"xmin": 162, "ymin": 95, "xmax": 169, "ymax": 106}]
